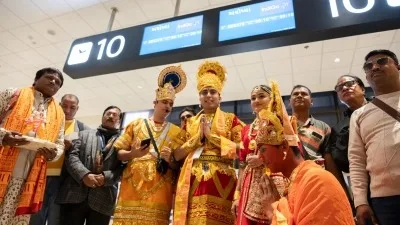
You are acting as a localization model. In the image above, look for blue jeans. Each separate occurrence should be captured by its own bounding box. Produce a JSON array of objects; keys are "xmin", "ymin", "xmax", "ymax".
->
[
  {"xmin": 29, "ymin": 176, "xmax": 62, "ymax": 225},
  {"xmin": 371, "ymin": 195, "xmax": 400, "ymax": 225}
]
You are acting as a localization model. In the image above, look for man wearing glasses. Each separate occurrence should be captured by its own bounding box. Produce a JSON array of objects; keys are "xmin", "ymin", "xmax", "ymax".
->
[
  {"xmin": 327, "ymin": 75, "xmax": 370, "ymax": 215},
  {"xmin": 349, "ymin": 49, "xmax": 400, "ymax": 225},
  {"xmin": 178, "ymin": 107, "xmax": 196, "ymax": 128}
]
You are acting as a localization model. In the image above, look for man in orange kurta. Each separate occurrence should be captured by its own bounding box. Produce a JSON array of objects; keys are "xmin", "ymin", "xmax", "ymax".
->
[{"xmin": 0, "ymin": 68, "xmax": 65, "ymax": 225}]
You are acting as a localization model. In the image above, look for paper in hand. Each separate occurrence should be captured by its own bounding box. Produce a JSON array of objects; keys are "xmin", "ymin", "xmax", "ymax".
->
[{"xmin": 65, "ymin": 132, "xmax": 79, "ymax": 141}]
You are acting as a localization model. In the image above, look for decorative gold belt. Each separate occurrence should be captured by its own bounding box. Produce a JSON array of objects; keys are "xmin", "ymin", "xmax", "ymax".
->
[{"xmin": 196, "ymin": 155, "xmax": 233, "ymax": 164}]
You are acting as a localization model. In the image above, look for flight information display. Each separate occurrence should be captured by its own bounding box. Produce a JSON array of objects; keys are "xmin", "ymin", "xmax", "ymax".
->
[
  {"xmin": 140, "ymin": 15, "xmax": 203, "ymax": 55},
  {"xmin": 219, "ymin": 0, "xmax": 296, "ymax": 42}
]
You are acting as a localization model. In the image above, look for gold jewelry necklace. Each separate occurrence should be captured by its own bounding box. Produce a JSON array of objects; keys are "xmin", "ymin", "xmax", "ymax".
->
[
  {"xmin": 248, "ymin": 119, "xmax": 258, "ymax": 151},
  {"xmin": 149, "ymin": 119, "xmax": 167, "ymax": 132}
]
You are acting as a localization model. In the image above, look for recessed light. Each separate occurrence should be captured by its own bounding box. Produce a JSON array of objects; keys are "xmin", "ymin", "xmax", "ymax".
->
[
  {"xmin": 334, "ymin": 58, "xmax": 340, "ymax": 63},
  {"xmin": 137, "ymin": 86, "xmax": 143, "ymax": 89},
  {"xmin": 47, "ymin": 29, "xmax": 56, "ymax": 36}
]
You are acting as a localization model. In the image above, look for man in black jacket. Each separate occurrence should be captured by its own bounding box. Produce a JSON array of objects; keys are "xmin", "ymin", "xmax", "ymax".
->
[{"xmin": 56, "ymin": 106, "xmax": 124, "ymax": 225}]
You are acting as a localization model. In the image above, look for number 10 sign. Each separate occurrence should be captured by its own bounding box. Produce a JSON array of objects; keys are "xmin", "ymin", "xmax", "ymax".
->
[{"xmin": 67, "ymin": 35, "xmax": 126, "ymax": 66}]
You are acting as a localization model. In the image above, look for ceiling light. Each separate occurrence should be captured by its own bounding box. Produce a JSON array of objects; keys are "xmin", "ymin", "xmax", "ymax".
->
[
  {"xmin": 47, "ymin": 29, "xmax": 56, "ymax": 36},
  {"xmin": 137, "ymin": 86, "xmax": 143, "ymax": 89},
  {"xmin": 334, "ymin": 58, "xmax": 340, "ymax": 63}
]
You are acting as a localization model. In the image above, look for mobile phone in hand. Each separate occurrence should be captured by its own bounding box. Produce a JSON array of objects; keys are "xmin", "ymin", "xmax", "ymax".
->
[{"xmin": 140, "ymin": 138, "xmax": 151, "ymax": 148}]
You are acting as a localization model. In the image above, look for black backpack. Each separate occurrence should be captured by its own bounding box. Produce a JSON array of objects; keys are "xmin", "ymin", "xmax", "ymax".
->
[{"xmin": 330, "ymin": 116, "xmax": 350, "ymax": 173}]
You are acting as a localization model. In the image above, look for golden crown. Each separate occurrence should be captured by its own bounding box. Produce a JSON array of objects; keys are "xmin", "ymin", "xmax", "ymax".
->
[
  {"xmin": 156, "ymin": 65, "xmax": 187, "ymax": 101},
  {"xmin": 256, "ymin": 81, "xmax": 299, "ymax": 147},
  {"xmin": 197, "ymin": 61, "xmax": 226, "ymax": 93}
]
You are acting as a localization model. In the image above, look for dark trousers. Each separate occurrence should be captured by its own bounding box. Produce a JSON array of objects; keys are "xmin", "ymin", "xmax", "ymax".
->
[
  {"xmin": 59, "ymin": 201, "xmax": 111, "ymax": 225},
  {"xmin": 371, "ymin": 195, "xmax": 400, "ymax": 225},
  {"xmin": 29, "ymin": 176, "xmax": 62, "ymax": 225}
]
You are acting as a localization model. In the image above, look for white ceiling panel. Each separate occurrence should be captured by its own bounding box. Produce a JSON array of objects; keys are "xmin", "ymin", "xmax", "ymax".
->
[
  {"xmin": 53, "ymin": 12, "xmax": 95, "ymax": 38},
  {"xmin": 54, "ymin": 40, "xmax": 73, "ymax": 54},
  {"xmin": 107, "ymin": 83, "xmax": 135, "ymax": 96},
  {"xmin": 223, "ymin": 67, "xmax": 244, "ymax": 92},
  {"xmin": 136, "ymin": 0, "xmax": 174, "ymax": 20},
  {"xmin": 231, "ymin": 51, "xmax": 261, "ymax": 66},
  {"xmin": 172, "ymin": 0, "xmax": 209, "ymax": 13},
  {"xmin": 10, "ymin": 25, "xmax": 50, "ymax": 48},
  {"xmin": 0, "ymin": 59, "xmax": 17, "ymax": 73},
  {"xmin": 1, "ymin": 0, "xmax": 48, "ymax": 23},
  {"xmin": 0, "ymin": 4, "xmax": 25, "ymax": 30},
  {"xmin": 323, "ymin": 36, "xmax": 357, "ymax": 53},
  {"xmin": 321, "ymin": 50, "xmax": 354, "ymax": 69},
  {"xmin": 103, "ymin": 0, "xmax": 147, "ymax": 27},
  {"xmin": 352, "ymin": 44, "xmax": 391, "ymax": 66},
  {"xmin": 263, "ymin": 59, "xmax": 292, "ymax": 75},
  {"xmin": 78, "ymin": 77, "xmax": 105, "ymax": 89},
  {"xmin": 136, "ymin": 67, "xmax": 162, "ymax": 81},
  {"xmin": 394, "ymin": 30, "xmax": 400, "ymax": 42},
  {"xmin": 116, "ymin": 70, "xmax": 145, "ymax": 83},
  {"xmin": 64, "ymin": 0, "xmax": 100, "ymax": 10},
  {"xmin": 261, "ymin": 46, "xmax": 291, "ymax": 61},
  {"xmin": 2, "ymin": 71, "xmax": 32, "ymax": 87},
  {"xmin": 30, "ymin": 19, "xmax": 72, "ymax": 43},
  {"xmin": 292, "ymin": 70, "xmax": 321, "ymax": 88},
  {"xmin": 32, "ymin": 0, "xmax": 74, "ymax": 17},
  {"xmin": 35, "ymin": 44, "xmax": 67, "ymax": 64},
  {"xmin": 17, "ymin": 49, "xmax": 51, "ymax": 67},
  {"xmin": 0, "ymin": 53, "xmax": 36, "ymax": 69},
  {"xmin": 209, "ymin": 0, "xmax": 236, "ymax": 5},
  {"xmin": 236, "ymin": 63, "xmax": 265, "ymax": 79},
  {"xmin": 95, "ymin": 73, "xmax": 123, "ymax": 86},
  {"xmin": 291, "ymin": 41, "xmax": 322, "ymax": 57},
  {"xmin": 292, "ymin": 55, "xmax": 321, "ymax": 73},
  {"xmin": 241, "ymin": 77, "xmax": 268, "ymax": 92},
  {"xmin": 356, "ymin": 30, "xmax": 395, "ymax": 48},
  {"xmin": 0, "ymin": 44, "xmax": 11, "ymax": 56},
  {"xmin": 222, "ymin": 91, "xmax": 247, "ymax": 102},
  {"xmin": 78, "ymin": 4, "xmax": 120, "ymax": 33}
]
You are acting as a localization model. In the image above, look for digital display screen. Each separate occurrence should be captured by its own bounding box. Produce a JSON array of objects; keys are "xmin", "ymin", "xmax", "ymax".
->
[
  {"xmin": 218, "ymin": 0, "xmax": 296, "ymax": 42},
  {"xmin": 140, "ymin": 15, "xmax": 203, "ymax": 55}
]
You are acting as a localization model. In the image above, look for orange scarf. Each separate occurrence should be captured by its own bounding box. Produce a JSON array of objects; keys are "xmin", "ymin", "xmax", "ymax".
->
[{"xmin": 0, "ymin": 87, "xmax": 63, "ymax": 215}]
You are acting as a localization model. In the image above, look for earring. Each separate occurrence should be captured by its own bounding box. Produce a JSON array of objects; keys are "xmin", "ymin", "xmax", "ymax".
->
[
  {"xmin": 283, "ymin": 151, "xmax": 287, "ymax": 160},
  {"xmin": 199, "ymin": 104, "xmax": 202, "ymax": 108},
  {"xmin": 252, "ymin": 111, "xmax": 255, "ymax": 115}
]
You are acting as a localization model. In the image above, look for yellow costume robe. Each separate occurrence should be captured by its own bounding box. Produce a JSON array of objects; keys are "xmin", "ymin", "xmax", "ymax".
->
[
  {"xmin": 113, "ymin": 118, "xmax": 185, "ymax": 225},
  {"xmin": 174, "ymin": 108, "xmax": 244, "ymax": 225}
]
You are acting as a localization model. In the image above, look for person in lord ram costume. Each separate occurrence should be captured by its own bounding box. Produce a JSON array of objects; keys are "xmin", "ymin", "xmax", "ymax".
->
[
  {"xmin": 173, "ymin": 61, "xmax": 245, "ymax": 225},
  {"xmin": 112, "ymin": 65, "xmax": 187, "ymax": 225}
]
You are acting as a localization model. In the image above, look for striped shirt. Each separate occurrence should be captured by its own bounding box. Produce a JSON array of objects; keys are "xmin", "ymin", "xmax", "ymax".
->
[{"xmin": 296, "ymin": 116, "xmax": 331, "ymax": 160}]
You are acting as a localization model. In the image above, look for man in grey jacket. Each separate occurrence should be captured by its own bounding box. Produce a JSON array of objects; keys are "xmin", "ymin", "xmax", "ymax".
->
[{"xmin": 56, "ymin": 105, "xmax": 124, "ymax": 225}]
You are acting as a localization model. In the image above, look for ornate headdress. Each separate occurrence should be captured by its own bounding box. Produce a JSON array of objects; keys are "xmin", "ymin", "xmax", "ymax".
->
[
  {"xmin": 196, "ymin": 61, "xmax": 226, "ymax": 93},
  {"xmin": 256, "ymin": 81, "xmax": 299, "ymax": 147},
  {"xmin": 156, "ymin": 65, "xmax": 187, "ymax": 100}
]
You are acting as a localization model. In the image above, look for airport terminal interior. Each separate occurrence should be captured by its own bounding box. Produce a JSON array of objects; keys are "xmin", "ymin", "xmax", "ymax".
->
[{"xmin": 0, "ymin": 0, "xmax": 399, "ymax": 225}]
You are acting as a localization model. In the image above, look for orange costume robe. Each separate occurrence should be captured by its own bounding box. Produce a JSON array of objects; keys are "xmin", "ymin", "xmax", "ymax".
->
[
  {"xmin": 271, "ymin": 161, "xmax": 355, "ymax": 225},
  {"xmin": 174, "ymin": 108, "xmax": 244, "ymax": 225}
]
